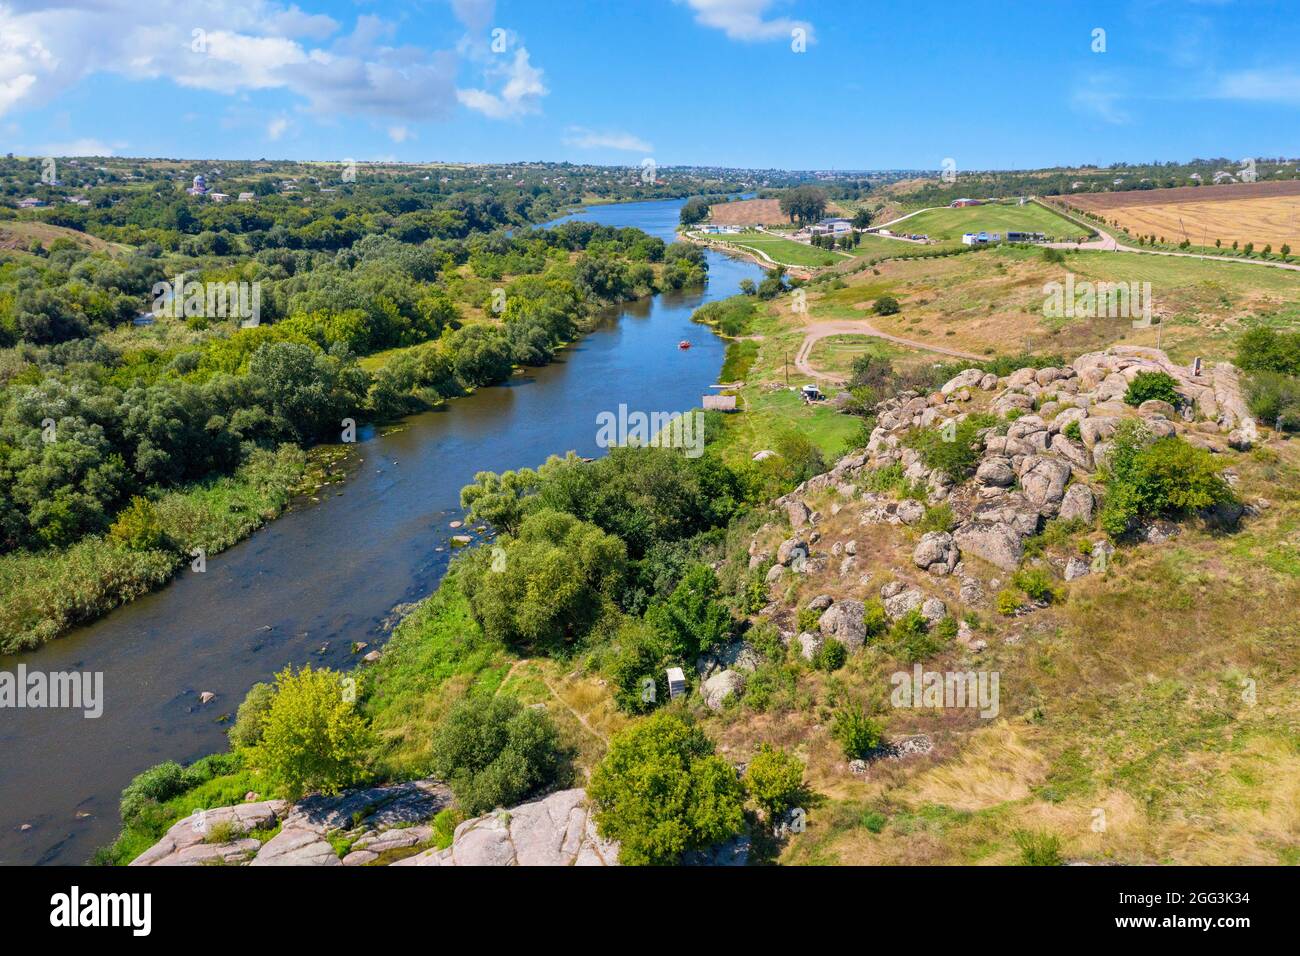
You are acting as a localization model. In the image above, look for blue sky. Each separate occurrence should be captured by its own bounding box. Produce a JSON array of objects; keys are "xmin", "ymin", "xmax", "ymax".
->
[{"xmin": 2, "ymin": 0, "xmax": 1298, "ymax": 169}]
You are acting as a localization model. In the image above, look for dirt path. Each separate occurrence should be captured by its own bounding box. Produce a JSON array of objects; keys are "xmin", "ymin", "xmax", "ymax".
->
[
  {"xmin": 793, "ymin": 319, "xmax": 985, "ymax": 382},
  {"xmin": 499, "ymin": 657, "xmax": 607, "ymax": 744}
]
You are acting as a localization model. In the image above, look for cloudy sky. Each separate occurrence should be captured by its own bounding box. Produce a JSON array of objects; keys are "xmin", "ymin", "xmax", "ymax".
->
[{"xmin": 2, "ymin": 0, "xmax": 1298, "ymax": 168}]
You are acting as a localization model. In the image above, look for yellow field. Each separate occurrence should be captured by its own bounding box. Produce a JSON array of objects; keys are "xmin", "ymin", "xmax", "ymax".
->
[{"xmin": 1107, "ymin": 196, "xmax": 1300, "ymax": 249}]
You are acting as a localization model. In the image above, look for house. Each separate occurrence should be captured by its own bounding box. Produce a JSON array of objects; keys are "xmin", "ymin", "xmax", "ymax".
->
[
  {"xmin": 810, "ymin": 216, "xmax": 852, "ymax": 235},
  {"xmin": 699, "ymin": 224, "xmax": 742, "ymax": 234},
  {"xmin": 17, "ymin": 197, "xmax": 45, "ymax": 208},
  {"xmin": 208, "ymin": 192, "xmax": 229, "ymax": 203},
  {"xmin": 950, "ymin": 198, "xmax": 983, "ymax": 207},
  {"xmin": 702, "ymin": 394, "xmax": 738, "ymax": 412},
  {"xmin": 237, "ymin": 192, "xmax": 255, "ymax": 203},
  {"xmin": 666, "ymin": 667, "xmax": 687, "ymax": 700}
]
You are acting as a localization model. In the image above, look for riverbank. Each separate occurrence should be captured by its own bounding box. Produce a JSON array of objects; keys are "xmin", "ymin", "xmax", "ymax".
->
[{"xmin": 0, "ymin": 197, "xmax": 761, "ymax": 866}]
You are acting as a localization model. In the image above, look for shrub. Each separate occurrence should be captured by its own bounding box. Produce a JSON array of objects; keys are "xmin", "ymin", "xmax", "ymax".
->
[
  {"xmin": 119, "ymin": 762, "xmax": 187, "ymax": 829},
  {"xmin": 431, "ymin": 807, "xmax": 463, "ymax": 850},
  {"xmin": 814, "ymin": 637, "xmax": 847, "ymax": 671},
  {"xmin": 430, "ymin": 693, "xmax": 570, "ymax": 815},
  {"xmin": 744, "ymin": 744, "xmax": 805, "ymax": 821},
  {"xmin": 796, "ymin": 607, "xmax": 822, "ymax": 633},
  {"xmin": 1245, "ymin": 370, "xmax": 1300, "ymax": 431},
  {"xmin": 872, "ymin": 295, "xmax": 901, "ymax": 316},
  {"xmin": 862, "ymin": 598, "xmax": 888, "ymax": 639},
  {"xmin": 889, "ymin": 607, "xmax": 946, "ymax": 662},
  {"xmin": 831, "ymin": 707, "xmax": 885, "ymax": 759},
  {"xmin": 108, "ymin": 496, "xmax": 167, "ymax": 552},
  {"xmin": 1012, "ymin": 567, "xmax": 1061, "ymax": 604},
  {"xmin": 904, "ymin": 413, "xmax": 997, "ymax": 481},
  {"xmin": 996, "ymin": 589, "xmax": 1022, "ymax": 616},
  {"xmin": 1123, "ymin": 371, "xmax": 1180, "ymax": 407},
  {"xmin": 1100, "ymin": 423, "xmax": 1237, "ymax": 537},
  {"xmin": 229, "ymin": 681, "xmax": 275, "ymax": 749},
  {"xmin": 1015, "ymin": 829, "xmax": 1063, "ymax": 866},
  {"xmin": 1063, "ymin": 420, "xmax": 1082, "ymax": 443},
  {"xmin": 918, "ymin": 503, "xmax": 955, "ymax": 534},
  {"xmin": 250, "ymin": 665, "xmax": 372, "ymax": 799},
  {"xmin": 589, "ymin": 712, "xmax": 746, "ymax": 866}
]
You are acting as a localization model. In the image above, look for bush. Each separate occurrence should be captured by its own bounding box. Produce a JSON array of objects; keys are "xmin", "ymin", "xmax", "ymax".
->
[
  {"xmin": 1245, "ymin": 370, "xmax": 1300, "ymax": 431},
  {"xmin": 996, "ymin": 589, "xmax": 1022, "ymax": 616},
  {"xmin": 430, "ymin": 693, "xmax": 570, "ymax": 815},
  {"xmin": 872, "ymin": 296, "xmax": 901, "ymax": 316},
  {"xmin": 918, "ymin": 503, "xmax": 954, "ymax": 534},
  {"xmin": 831, "ymin": 707, "xmax": 885, "ymax": 759},
  {"xmin": 814, "ymin": 637, "xmax": 847, "ymax": 671},
  {"xmin": 589, "ymin": 712, "xmax": 746, "ymax": 865},
  {"xmin": 904, "ymin": 413, "xmax": 997, "ymax": 481},
  {"xmin": 1012, "ymin": 567, "xmax": 1061, "ymax": 604},
  {"xmin": 888, "ymin": 607, "xmax": 947, "ymax": 662},
  {"xmin": 744, "ymin": 744, "xmax": 805, "ymax": 821},
  {"xmin": 250, "ymin": 665, "xmax": 372, "ymax": 799},
  {"xmin": 229, "ymin": 681, "xmax": 275, "ymax": 749},
  {"xmin": 796, "ymin": 607, "xmax": 822, "ymax": 633},
  {"xmin": 1123, "ymin": 371, "xmax": 1180, "ymax": 407},
  {"xmin": 1062, "ymin": 420, "xmax": 1082, "ymax": 443},
  {"xmin": 1015, "ymin": 829, "xmax": 1063, "ymax": 866},
  {"xmin": 108, "ymin": 496, "xmax": 166, "ymax": 551},
  {"xmin": 1100, "ymin": 422, "xmax": 1237, "ymax": 537}
]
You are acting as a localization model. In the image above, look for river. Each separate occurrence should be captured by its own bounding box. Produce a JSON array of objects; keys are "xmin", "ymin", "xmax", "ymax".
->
[{"xmin": 0, "ymin": 198, "xmax": 765, "ymax": 865}]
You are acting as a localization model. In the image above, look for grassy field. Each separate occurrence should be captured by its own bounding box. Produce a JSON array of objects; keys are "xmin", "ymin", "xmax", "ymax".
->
[
  {"xmin": 883, "ymin": 203, "xmax": 1084, "ymax": 241},
  {"xmin": 797, "ymin": 242, "xmax": 1300, "ymax": 365},
  {"xmin": 692, "ymin": 229, "xmax": 847, "ymax": 268}
]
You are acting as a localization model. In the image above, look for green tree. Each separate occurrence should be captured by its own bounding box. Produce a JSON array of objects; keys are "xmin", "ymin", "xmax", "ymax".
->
[
  {"xmin": 744, "ymin": 744, "xmax": 805, "ymax": 821},
  {"xmin": 250, "ymin": 665, "xmax": 372, "ymax": 799},
  {"xmin": 589, "ymin": 712, "xmax": 746, "ymax": 865},
  {"xmin": 430, "ymin": 694, "xmax": 570, "ymax": 815}
]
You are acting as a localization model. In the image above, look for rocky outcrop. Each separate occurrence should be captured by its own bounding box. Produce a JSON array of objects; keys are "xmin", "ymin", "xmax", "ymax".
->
[
  {"xmin": 818, "ymin": 599, "xmax": 867, "ymax": 650},
  {"xmin": 913, "ymin": 531, "xmax": 959, "ymax": 575},
  {"xmin": 132, "ymin": 779, "xmax": 451, "ymax": 867},
  {"xmin": 395, "ymin": 788, "xmax": 619, "ymax": 867}
]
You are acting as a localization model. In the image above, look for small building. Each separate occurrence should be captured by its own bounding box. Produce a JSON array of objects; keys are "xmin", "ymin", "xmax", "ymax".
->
[
  {"xmin": 1006, "ymin": 231, "xmax": 1046, "ymax": 243},
  {"xmin": 17, "ymin": 197, "xmax": 45, "ymax": 208},
  {"xmin": 810, "ymin": 216, "xmax": 852, "ymax": 235},
  {"xmin": 666, "ymin": 667, "xmax": 687, "ymax": 700},
  {"xmin": 702, "ymin": 394, "xmax": 738, "ymax": 412},
  {"xmin": 801, "ymin": 383, "xmax": 824, "ymax": 402},
  {"xmin": 132, "ymin": 312, "xmax": 156, "ymax": 326},
  {"xmin": 950, "ymin": 198, "xmax": 983, "ymax": 207},
  {"xmin": 208, "ymin": 192, "xmax": 229, "ymax": 203},
  {"xmin": 237, "ymin": 192, "xmax": 256, "ymax": 203}
]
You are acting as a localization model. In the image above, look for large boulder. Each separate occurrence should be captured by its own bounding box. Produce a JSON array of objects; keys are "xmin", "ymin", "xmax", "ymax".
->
[
  {"xmin": 396, "ymin": 789, "xmax": 619, "ymax": 867},
  {"xmin": 883, "ymin": 587, "xmax": 925, "ymax": 620},
  {"xmin": 819, "ymin": 599, "xmax": 867, "ymax": 651},
  {"xmin": 976, "ymin": 457, "xmax": 1015, "ymax": 487},
  {"xmin": 700, "ymin": 669, "xmax": 746, "ymax": 710},
  {"xmin": 954, "ymin": 522, "xmax": 1025, "ymax": 571},
  {"xmin": 913, "ymin": 531, "xmax": 959, "ymax": 575},
  {"xmin": 1059, "ymin": 484, "xmax": 1095, "ymax": 524},
  {"xmin": 1019, "ymin": 456, "xmax": 1072, "ymax": 515}
]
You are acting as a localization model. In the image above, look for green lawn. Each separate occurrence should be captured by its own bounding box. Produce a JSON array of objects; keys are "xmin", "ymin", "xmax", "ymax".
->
[
  {"xmin": 883, "ymin": 202, "xmax": 1084, "ymax": 241},
  {"xmin": 693, "ymin": 229, "xmax": 847, "ymax": 268}
]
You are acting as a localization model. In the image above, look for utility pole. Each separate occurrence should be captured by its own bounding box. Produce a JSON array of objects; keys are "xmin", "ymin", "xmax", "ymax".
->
[{"xmin": 784, "ymin": 350, "xmax": 790, "ymax": 386}]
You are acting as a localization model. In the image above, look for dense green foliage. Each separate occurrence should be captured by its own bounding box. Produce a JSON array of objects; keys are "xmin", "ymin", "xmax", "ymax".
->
[
  {"xmin": 588, "ymin": 712, "xmax": 746, "ymax": 865},
  {"xmin": 1123, "ymin": 370, "xmax": 1180, "ymax": 407},
  {"xmin": 429, "ymin": 694, "xmax": 571, "ymax": 815},
  {"xmin": 248, "ymin": 665, "xmax": 373, "ymax": 799},
  {"xmin": 743, "ymin": 744, "xmax": 806, "ymax": 821},
  {"xmin": 1099, "ymin": 421, "xmax": 1237, "ymax": 537}
]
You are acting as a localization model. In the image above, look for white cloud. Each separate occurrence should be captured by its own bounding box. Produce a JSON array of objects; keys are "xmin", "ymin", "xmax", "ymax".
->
[
  {"xmin": 388, "ymin": 124, "xmax": 410, "ymax": 143},
  {"xmin": 39, "ymin": 138, "xmax": 127, "ymax": 156},
  {"xmin": 677, "ymin": 0, "xmax": 814, "ymax": 43},
  {"xmin": 0, "ymin": 0, "xmax": 519, "ymax": 124},
  {"xmin": 1214, "ymin": 69, "xmax": 1300, "ymax": 104},
  {"xmin": 563, "ymin": 126, "xmax": 652, "ymax": 152},
  {"xmin": 267, "ymin": 116, "xmax": 289, "ymax": 140},
  {"xmin": 457, "ymin": 47, "xmax": 546, "ymax": 119}
]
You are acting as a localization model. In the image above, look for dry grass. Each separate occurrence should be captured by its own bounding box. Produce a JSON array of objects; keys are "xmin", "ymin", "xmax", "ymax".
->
[{"xmin": 1103, "ymin": 196, "xmax": 1300, "ymax": 250}]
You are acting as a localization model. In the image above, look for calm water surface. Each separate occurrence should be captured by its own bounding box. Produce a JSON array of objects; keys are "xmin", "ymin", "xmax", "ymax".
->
[{"xmin": 0, "ymin": 197, "xmax": 765, "ymax": 864}]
